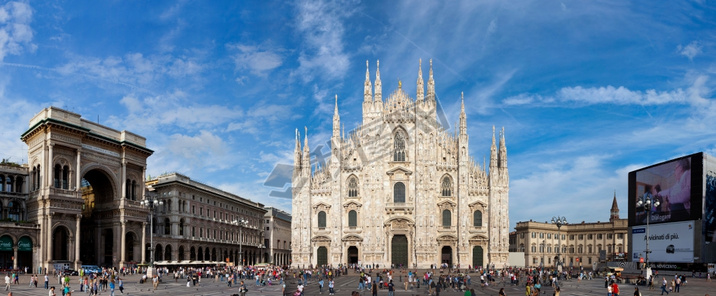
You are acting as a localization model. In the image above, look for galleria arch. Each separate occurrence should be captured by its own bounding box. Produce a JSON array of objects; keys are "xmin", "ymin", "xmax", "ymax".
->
[{"xmin": 22, "ymin": 107, "xmax": 152, "ymax": 271}]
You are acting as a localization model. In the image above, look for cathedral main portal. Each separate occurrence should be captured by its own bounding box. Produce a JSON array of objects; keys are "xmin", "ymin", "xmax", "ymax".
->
[{"xmin": 391, "ymin": 235, "xmax": 408, "ymax": 268}]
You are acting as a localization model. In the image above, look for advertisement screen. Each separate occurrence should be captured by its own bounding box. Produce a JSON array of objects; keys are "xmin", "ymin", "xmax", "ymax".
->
[
  {"xmin": 631, "ymin": 221, "xmax": 695, "ymax": 263},
  {"xmin": 704, "ymin": 157, "xmax": 716, "ymax": 243},
  {"xmin": 630, "ymin": 155, "xmax": 702, "ymax": 225}
]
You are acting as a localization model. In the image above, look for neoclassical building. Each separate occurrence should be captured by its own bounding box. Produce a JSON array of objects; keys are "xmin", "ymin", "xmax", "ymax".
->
[
  {"xmin": 510, "ymin": 194, "xmax": 629, "ymax": 268},
  {"xmin": 0, "ymin": 161, "xmax": 38, "ymax": 271},
  {"xmin": 263, "ymin": 207, "xmax": 291, "ymax": 266},
  {"xmin": 291, "ymin": 60, "xmax": 510, "ymax": 269},
  {"xmin": 145, "ymin": 173, "xmax": 266, "ymax": 266},
  {"xmin": 21, "ymin": 107, "xmax": 152, "ymax": 271}
]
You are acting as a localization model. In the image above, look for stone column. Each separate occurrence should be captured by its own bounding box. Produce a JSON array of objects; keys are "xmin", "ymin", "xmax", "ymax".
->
[
  {"xmin": 47, "ymin": 144, "xmax": 53, "ymax": 188},
  {"xmin": 47, "ymin": 213, "xmax": 53, "ymax": 263},
  {"xmin": 13, "ymin": 247, "xmax": 17, "ymax": 269},
  {"xmin": 141, "ymin": 222, "xmax": 147, "ymax": 264},
  {"xmin": 76, "ymin": 149, "xmax": 82, "ymax": 190},
  {"xmin": 75, "ymin": 214, "xmax": 81, "ymax": 269},
  {"xmin": 120, "ymin": 221, "xmax": 126, "ymax": 267}
]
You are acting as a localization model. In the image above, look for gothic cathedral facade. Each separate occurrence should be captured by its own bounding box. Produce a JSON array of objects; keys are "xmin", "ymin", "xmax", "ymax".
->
[{"xmin": 291, "ymin": 60, "xmax": 509, "ymax": 269}]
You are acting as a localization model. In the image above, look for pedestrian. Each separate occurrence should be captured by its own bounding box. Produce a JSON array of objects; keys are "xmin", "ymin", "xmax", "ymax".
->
[
  {"xmin": 661, "ymin": 277, "xmax": 670, "ymax": 295},
  {"xmin": 239, "ymin": 280, "xmax": 248, "ymax": 296},
  {"xmin": 612, "ymin": 280, "xmax": 620, "ymax": 296},
  {"xmin": 634, "ymin": 287, "xmax": 641, "ymax": 296},
  {"xmin": 4, "ymin": 274, "xmax": 9, "ymax": 291},
  {"xmin": 319, "ymin": 278, "xmax": 324, "ymax": 294},
  {"xmin": 328, "ymin": 278, "xmax": 335, "ymax": 295},
  {"xmin": 371, "ymin": 281, "xmax": 378, "ymax": 296},
  {"xmin": 118, "ymin": 278, "xmax": 124, "ymax": 294},
  {"xmin": 49, "ymin": 286, "xmax": 56, "ymax": 296},
  {"xmin": 388, "ymin": 279, "xmax": 394, "ymax": 296},
  {"xmin": 109, "ymin": 279, "xmax": 115, "ymax": 296}
]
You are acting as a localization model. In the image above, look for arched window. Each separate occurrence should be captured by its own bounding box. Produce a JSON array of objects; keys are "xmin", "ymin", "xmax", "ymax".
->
[
  {"xmin": 393, "ymin": 132, "xmax": 406, "ymax": 161},
  {"xmin": 317, "ymin": 211, "xmax": 327, "ymax": 228},
  {"xmin": 131, "ymin": 180, "xmax": 137, "ymax": 200},
  {"xmin": 179, "ymin": 219, "xmax": 185, "ymax": 236},
  {"xmin": 393, "ymin": 182, "xmax": 405, "ymax": 203},
  {"xmin": 348, "ymin": 177, "xmax": 358, "ymax": 197},
  {"xmin": 8, "ymin": 200, "xmax": 21, "ymax": 221},
  {"xmin": 442, "ymin": 209, "xmax": 451, "ymax": 227},
  {"xmin": 54, "ymin": 164, "xmax": 61, "ymax": 188},
  {"xmin": 348, "ymin": 210, "xmax": 357, "ymax": 227},
  {"xmin": 125, "ymin": 179, "xmax": 131, "ymax": 199},
  {"xmin": 473, "ymin": 211, "xmax": 482, "ymax": 227},
  {"xmin": 164, "ymin": 218, "xmax": 171, "ymax": 235},
  {"xmin": 62, "ymin": 165, "xmax": 69, "ymax": 189},
  {"xmin": 441, "ymin": 176, "xmax": 452, "ymax": 196}
]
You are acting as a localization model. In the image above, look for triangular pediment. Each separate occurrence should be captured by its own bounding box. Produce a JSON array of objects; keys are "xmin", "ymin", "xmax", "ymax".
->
[
  {"xmin": 436, "ymin": 234, "xmax": 458, "ymax": 242},
  {"xmin": 312, "ymin": 202, "xmax": 332, "ymax": 211},
  {"xmin": 386, "ymin": 166, "xmax": 412, "ymax": 176},
  {"xmin": 311, "ymin": 235, "xmax": 332, "ymax": 243}
]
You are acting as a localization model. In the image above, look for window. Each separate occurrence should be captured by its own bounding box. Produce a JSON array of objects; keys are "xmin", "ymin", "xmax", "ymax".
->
[
  {"xmin": 597, "ymin": 234, "xmax": 602, "ymax": 239},
  {"xmin": 540, "ymin": 233, "xmax": 544, "ymax": 238},
  {"xmin": 441, "ymin": 176, "xmax": 452, "ymax": 196},
  {"xmin": 348, "ymin": 210, "xmax": 357, "ymax": 227},
  {"xmin": 520, "ymin": 233, "xmax": 525, "ymax": 238},
  {"xmin": 588, "ymin": 234, "xmax": 593, "ymax": 240},
  {"xmin": 348, "ymin": 177, "xmax": 358, "ymax": 197},
  {"xmin": 531, "ymin": 245, "xmax": 536, "ymax": 252},
  {"xmin": 442, "ymin": 209, "xmax": 451, "ymax": 227},
  {"xmin": 578, "ymin": 234, "xmax": 583, "ymax": 240},
  {"xmin": 393, "ymin": 132, "xmax": 406, "ymax": 161},
  {"xmin": 393, "ymin": 182, "xmax": 405, "ymax": 203},
  {"xmin": 547, "ymin": 233, "xmax": 552, "ymax": 239},
  {"xmin": 531, "ymin": 232, "xmax": 536, "ymax": 238},
  {"xmin": 473, "ymin": 211, "xmax": 482, "ymax": 227},
  {"xmin": 54, "ymin": 164, "xmax": 61, "ymax": 188},
  {"xmin": 607, "ymin": 234, "xmax": 613, "ymax": 239},
  {"xmin": 179, "ymin": 219, "xmax": 184, "ymax": 236},
  {"xmin": 570, "ymin": 235, "xmax": 575, "ymax": 240},
  {"xmin": 318, "ymin": 211, "xmax": 327, "ymax": 228},
  {"xmin": 562, "ymin": 234, "xmax": 565, "ymax": 240},
  {"xmin": 617, "ymin": 233, "xmax": 623, "ymax": 239},
  {"xmin": 62, "ymin": 166, "xmax": 69, "ymax": 189},
  {"xmin": 164, "ymin": 218, "xmax": 170, "ymax": 235}
]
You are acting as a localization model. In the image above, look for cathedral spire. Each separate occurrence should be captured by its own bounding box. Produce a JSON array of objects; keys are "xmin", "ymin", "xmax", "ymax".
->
[
  {"xmin": 490, "ymin": 126, "xmax": 497, "ymax": 169},
  {"xmin": 303, "ymin": 126, "xmax": 309, "ymax": 153},
  {"xmin": 417, "ymin": 59, "xmax": 424, "ymax": 102},
  {"xmin": 427, "ymin": 59, "xmax": 435, "ymax": 103},
  {"xmin": 364, "ymin": 60, "xmax": 372, "ymax": 102},
  {"xmin": 498, "ymin": 127, "xmax": 507, "ymax": 169},
  {"xmin": 294, "ymin": 128, "xmax": 302, "ymax": 170},
  {"xmin": 459, "ymin": 92, "xmax": 467, "ymax": 135},
  {"xmin": 375, "ymin": 60, "xmax": 382, "ymax": 103},
  {"xmin": 333, "ymin": 94, "xmax": 340, "ymax": 139}
]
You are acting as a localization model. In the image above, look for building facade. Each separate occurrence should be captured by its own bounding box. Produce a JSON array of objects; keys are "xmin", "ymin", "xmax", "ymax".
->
[
  {"xmin": 145, "ymin": 173, "xmax": 266, "ymax": 266},
  {"xmin": 21, "ymin": 107, "xmax": 152, "ymax": 271},
  {"xmin": 511, "ymin": 194, "xmax": 628, "ymax": 268},
  {"xmin": 0, "ymin": 161, "xmax": 39, "ymax": 271},
  {"xmin": 263, "ymin": 207, "xmax": 291, "ymax": 266},
  {"xmin": 292, "ymin": 60, "xmax": 510, "ymax": 269}
]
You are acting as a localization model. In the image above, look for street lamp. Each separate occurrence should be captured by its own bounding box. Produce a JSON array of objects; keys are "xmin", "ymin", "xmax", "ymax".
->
[
  {"xmin": 141, "ymin": 189, "xmax": 164, "ymax": 276},
  {"xmin": 636, "ymin": 193, "xmax": 660, "ymax": 275},
  {"xmin": 233, "ymin": 218, "xmax": 248, "ymax": 266},
  {"xmin": 551, "ymin": 216, "xmax": 567, "ymax": 272}
]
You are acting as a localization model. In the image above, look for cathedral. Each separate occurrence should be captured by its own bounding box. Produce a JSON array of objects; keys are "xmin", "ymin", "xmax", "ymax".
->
[{"xmin": 291, "ymin": 60, "xmax": 510, "ymax": 269}]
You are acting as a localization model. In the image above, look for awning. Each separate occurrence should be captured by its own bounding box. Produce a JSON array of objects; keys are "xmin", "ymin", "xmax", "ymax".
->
[
  {"xmin": 0, "ymin": 236, "xmax": 12, "ymax": 251},
  {"xmin": 18, "ymin": 236, "xmax": 32, "ymax": 251}
]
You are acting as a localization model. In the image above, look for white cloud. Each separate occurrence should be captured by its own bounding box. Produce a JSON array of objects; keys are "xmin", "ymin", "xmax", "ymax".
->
[
  {"xmin": 0, "ymin": 1, "xmax": 35, "ymax": 62},
  {"xmin": 293, "ymin": 0, "xmax": 354, "ymax": 82},
  {"xmin": 678, "ymin": 41, "xmax": 702, "ymax": 61},
  {"xmin": 504, "ymin": 85, "xmax": 690, "ymax": 106},
  {"xmin": 229, "ymin": 44, "xmax": 283, "ymax": 75}
]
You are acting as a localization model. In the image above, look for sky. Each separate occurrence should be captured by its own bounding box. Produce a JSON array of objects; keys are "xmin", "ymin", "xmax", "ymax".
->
[{"xmin": 1, "ymin": 0, "xmax": 715, "ymax": 230}]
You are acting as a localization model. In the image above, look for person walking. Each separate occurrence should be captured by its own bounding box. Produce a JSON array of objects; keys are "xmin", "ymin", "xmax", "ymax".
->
[
  {"xmin": 4, "ymin": 274, "xmax": 9, "ymax": 291},
  {"xmin": 387, "ymin": 279, "xmax": 394, "ymax": 296},
  {"xmin": 661, "ymin": 277, "xmax": 670, "ymax": 295},
  {"xmin": 328, "ymin": 278, "xmax": 335, "ymax": 295}
]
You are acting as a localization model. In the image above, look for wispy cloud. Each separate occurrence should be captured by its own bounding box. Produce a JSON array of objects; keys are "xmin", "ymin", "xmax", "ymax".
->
[
  {"xmin": 678, "ymin": 41, "xmax": 702, "ymax": 61},
  {"xmin": 0, "ymin": 1, "xmax": 35, "ymax": 62},
  {"xmin": 229, "ymin": 44, "xmax": 283, "ymax": 76},
  {"xmin": 293, "ymin": 0, "xmax": 354, "ymax": 82}
]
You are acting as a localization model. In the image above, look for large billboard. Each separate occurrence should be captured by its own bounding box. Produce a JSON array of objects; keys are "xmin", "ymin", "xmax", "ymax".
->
[
  {"xmin": 631, "ymin": 221, "xmax": 695, "ymax": 263},
  {"xmin": 629, "ymin": 153, "xmax": 703, "ymax": 226}
]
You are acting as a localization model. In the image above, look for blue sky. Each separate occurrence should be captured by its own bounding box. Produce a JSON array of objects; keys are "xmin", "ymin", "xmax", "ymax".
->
[{"xmin": 1, "ymin": 0, "xmax": 715, "ymax": 230}]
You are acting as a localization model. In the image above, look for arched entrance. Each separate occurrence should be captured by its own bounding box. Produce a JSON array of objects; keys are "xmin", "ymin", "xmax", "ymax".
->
[
  {"xmin": 17, "ymin": 236, "xmax": 33, "ymax": 270},
  {"xmin": 178, "ymin": 246, "xmax": 185, "ymax": 261},
  {"xmin": 125, "ymin": 232, "xmax": 137, "ymax": 262},
  {"xmin": 316, "ymin": 246, "xmax": 328, "ymax": 267},
  {"xmin": 165, "ymin": 245, "xmax": 172, "ymax": 261},
  {"xmin": 347, "ymin": 246, "xmax": 358, "ymax": 264},
  {"xmin": 472, "ymin": 246, "xmax": 483, "ymax": 268},
  {"xmin": 441, "ymin": 246, "xmax": 452, "ymax": 266},
  {"xmin": 0, "ymin": 236, "xmax": 14, "ymax": 268},
  {"xmin": 391, "ymin": 235, "xmax": 408, "ymax": 268},
  {"xmin": 80, "ymin": 169, "xmax": 116, "ymax": 266},
  {"xmin": 52, "ymin": 227, "xmax": 70, "ymax": 261},
  {"xmin": 154, "ymin": 244, "xmax": 163, "ymax": 261}
]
